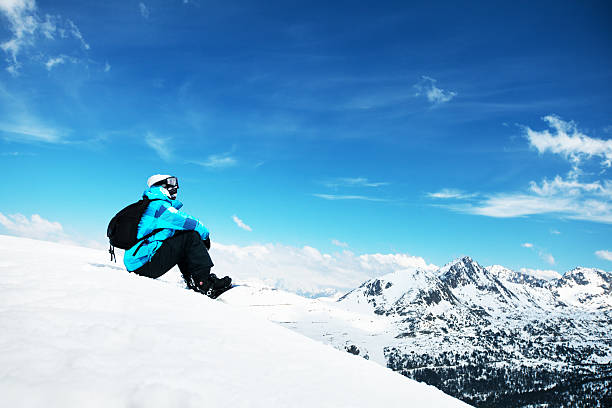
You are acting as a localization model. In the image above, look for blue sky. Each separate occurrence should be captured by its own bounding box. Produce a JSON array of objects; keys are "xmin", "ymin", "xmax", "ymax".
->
[{"xmin": 1, "ymin": 0, "xmax": 611, "ymax": 276}]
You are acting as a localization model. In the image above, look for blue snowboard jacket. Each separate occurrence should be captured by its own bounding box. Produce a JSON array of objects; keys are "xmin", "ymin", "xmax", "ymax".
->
[{"xmin": 123, "ymin": 186, "xmax": 210, "ymax": 272}]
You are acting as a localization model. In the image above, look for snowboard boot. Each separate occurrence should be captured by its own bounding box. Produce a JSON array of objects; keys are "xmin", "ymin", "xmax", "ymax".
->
[{"xmin": 193, "ymin": 273, "xmax": 232, "ymax": 299}]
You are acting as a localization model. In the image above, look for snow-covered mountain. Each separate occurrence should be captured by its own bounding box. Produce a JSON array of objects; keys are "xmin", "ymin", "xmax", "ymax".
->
[
  {"xmin": 0, "ymin": 235, "xmax": 468, "ymax": 407},
  {"xmin": 550, "ymin": 266, "xmax": 612, "ymax": 310},
  {"xmin": 333, "ymin": 257, "xmax": 612, "ymax": 407}
]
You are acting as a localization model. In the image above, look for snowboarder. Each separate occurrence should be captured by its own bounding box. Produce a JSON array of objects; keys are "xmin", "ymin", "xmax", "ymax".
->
[{"xmin": 123, "ymin": 174, "xmax": 232, "ymax": 298}]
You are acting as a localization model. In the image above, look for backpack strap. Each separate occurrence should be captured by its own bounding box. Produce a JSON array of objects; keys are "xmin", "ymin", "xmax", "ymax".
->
[
  {"xmin": 109, "ymin": 245, "xmax": 116, "ymax": 262},
  {"xmin": 131, "ymin": 197, "xmax": 166, "ymax": 256}
]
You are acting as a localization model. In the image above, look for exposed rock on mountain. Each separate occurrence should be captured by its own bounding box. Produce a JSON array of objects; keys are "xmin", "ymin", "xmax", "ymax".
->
[{"xmin": 337, "ymin": 257, "xmax": 612, "ymax": 407}]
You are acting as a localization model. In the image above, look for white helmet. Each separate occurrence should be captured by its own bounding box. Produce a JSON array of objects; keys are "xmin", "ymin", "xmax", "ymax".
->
[
  {"xmin": 147, "ymin": 174, "xmax": 179, "ymax": 199},
  {"xmin": 147, "ymin": 174, "xmax": 172, "ymax": 187}
]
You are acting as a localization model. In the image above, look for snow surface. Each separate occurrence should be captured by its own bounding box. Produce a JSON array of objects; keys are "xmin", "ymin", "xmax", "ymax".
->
[{"xmin": 0, "ymin": 235, "xmax": 468, "ymax": 407}]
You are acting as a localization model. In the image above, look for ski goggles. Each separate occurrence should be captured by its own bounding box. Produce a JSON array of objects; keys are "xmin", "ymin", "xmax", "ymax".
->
[{"xmin": 165, "ymin": 176, "xmax": 179, "ymax": 188}]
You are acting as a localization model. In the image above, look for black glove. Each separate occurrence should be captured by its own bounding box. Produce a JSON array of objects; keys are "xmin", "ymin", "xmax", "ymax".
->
[{"xmin": 204, "ymin": 236, "xmax": 211, "ymax": 250}]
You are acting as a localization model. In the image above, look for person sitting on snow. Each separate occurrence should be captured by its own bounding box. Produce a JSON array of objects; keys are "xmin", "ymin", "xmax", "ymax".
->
[{"xmin": 123, "ymin": 174, "xmax": 232, "ymax": 298}]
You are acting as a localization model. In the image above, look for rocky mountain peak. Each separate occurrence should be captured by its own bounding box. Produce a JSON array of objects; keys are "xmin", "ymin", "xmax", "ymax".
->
[
  {"xmin": 561, "ymin": 267, "xmax": 610, "ymax": 285},
  {"xmin": 438, "ymin": 256, "xmax": 494, "ymax": 290},
  {"xmin": 549, "ymin": 267, "xmax": 612, "ymax": 310}
]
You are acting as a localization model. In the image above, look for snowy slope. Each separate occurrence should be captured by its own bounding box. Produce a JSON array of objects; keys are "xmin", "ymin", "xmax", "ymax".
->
[{"xmin": 0, "ymin": 235, "xmax": 468, "ymax": 408}]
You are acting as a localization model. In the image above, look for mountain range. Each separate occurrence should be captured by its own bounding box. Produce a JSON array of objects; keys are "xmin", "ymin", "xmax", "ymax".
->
[{"xmin": 334, "ymin": 256, "xmax": 612, "ymax": 407}]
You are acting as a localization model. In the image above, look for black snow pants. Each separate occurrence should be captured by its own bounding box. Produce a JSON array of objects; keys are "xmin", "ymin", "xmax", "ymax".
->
[{"xmin": 132, "ymin": 230, "xmax": 213, "ymax": 285}]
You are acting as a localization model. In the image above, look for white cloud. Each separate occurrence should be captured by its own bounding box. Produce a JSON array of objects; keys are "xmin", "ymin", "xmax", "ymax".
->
[
  {"xmin": 456, "ymin": 178, "xmax": 612, "ymax": 223},
  {"xmin": 232, "ymin": 215, "xmax": 252, "ymax": 232},
  {"xmin": 0, "ymin": 1, "xmax": 89, "ymax": 74},
  {"xmin": 0, "ymin": 212, "xmax": 64, "ymax": 240},
  {"xmin": 324, "ymin": 177, "xmax": 389, "ymax": 188},
  {"xmin": 313, "ymin": 193, "xmax": 388, "ymax": 202},
  {"xmin": 529, "ymin": 175, "xmax": 608, "ymax": 196},
  {"xmin": 526, "ymin": 115, "xmax": 612, "ymax": 168},
  {"xmin": 550, "ymin": 229, "xmax": 561, "ymax": 235},
  {"xmin": 66, "ymin": 19, "xmax": 89, "ymax": 50},
  {"xmin": 139, "ymin": 2, "xmax": 149, "ymax": 19},
  {"xmin": 39, "ymin": 13, "xmax": 57, "ymax": 39},
  {"xmin": 104, "ymin": 61, "xmax": 111, "ymax": 72},
  {"xmin": 0, "ymin": 0, "xmax": 36, "ymax": 73},
  {"xmin": 44, "ymin": 55, "xmax": 64, "ymax": 70},
  {"xmin": 541, "ymin": 252, "xmax": 555, "ymax": 265},
  {"xmin": 427, "ymin": 188, "xmax": 476, "ymax": 199},
  {"xmin": 192, "ymin": 153, "xmax": 237, "ymax": 169},
  {"xmin": 414, "ymin": 76, "xmax": 457, "ymax": 105},
  {"xmin": 210, "ymin": 242, "xmax": 438, "ymax": 296},
  {"xmin": 595, "ymin": 250, "xmax": 612, "ymax": 262},
  {"xmin": 0, "ymin": 82, "xmax": 69, "ymax": 143},
  {"xmin": 519, "ymin": 268, "xmax": 561, "ymax": 281},
  {"xmin": 145, "ymin": 133, "xmax": 173, "ymax": 161},
  {"xmin": 331, "ymin": 239, "xmax": 348, "ymax": 248},
  {"xmin": 459, "ymin": 190, "xmax": 612, "ymax": 223},
  {"xmin": 434, "ymin": 118, "xmax": 612, "ymax": 224},
  {"xmin": 520, "ymin": 241, "xmax": 555, "ymax": 265}
]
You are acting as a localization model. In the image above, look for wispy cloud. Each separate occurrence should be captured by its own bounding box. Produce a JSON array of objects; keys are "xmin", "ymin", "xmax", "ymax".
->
[
  {"xmin": 432, "ymin": 116, "xmax": 612, "ymax": 224},
  {"xmin": 145, "ymin": 132, "xmax": 173, "ymax": 161},
  {"xmin": 550, "ymin": 229, "xmax": 561, "ymax": 235},
  {"xmin": 45, "ymin": 54, "xmax": 78, "ymax": 71},
  {"xmin": 520, "ymin": 241, "xmax": 555, "ymax": 265},
  {"xmin": 0, "ymin": 212, "xmax": 65, "ymax": 241},
  {"xmin": 595, "ymin": 250, "xmax": 612, "ymax": 262},
  {"xmin": 139, "ymin": 2, "xmax": 149, "ymax": 19},
  {"xmin": 542, "ymin": 253, "xmax": 555, "ymax": 265},
  {"xmin": 67, "ymin": 19, "xmax": 89, "ymax": 50},
  {"xmin": 324, "ymin": 177, "xmax": 389, "ymax": 188},
  {"xmin": 191, "ymin": 153, "xmax": 237, "ymax": 169},
  {"xmin": 313, "ymin": 193, "xmax": 388, "ymax": 202},
  {"xmin": 0, "ymin": 81, "xmax": 70, "ymax": 144},
  {"xmin": 0, "ymin": 0, "xmax": 37, "ymax": 74},
  {"xmin": 414, "ymin": 76, "xmax": 457, "ymax": 105},
  {"xmin": 0, "ymin": 121, "xmax": 65, "ymax": 143},
  {"xmin": 1, "ymin": 151, "xmax": 35, "ymax": 156},
  {"xmin": 45, "ymin": 55, "xmax": 65, "ymax": 70},
  {"xmin": 331, "ymin": 239, "xmax": 349, "ymax": 248},
  {"xmin": 104, "ymin": 61, "xmax": 111, "ymax": 72},
  {"xmin": 427, "ymin": 188, "xmax": 476, "ymax": 199},
  {"xmin": 0, "ymin": 0, "xmax": 89, "ymax": 74},
  {"xmin": 453, "ymin": 189, "xmax": 612, "ymax": 223},
  {"xmin": 232, "ymin": 215, "xmax": 252, "ymax": 232}
]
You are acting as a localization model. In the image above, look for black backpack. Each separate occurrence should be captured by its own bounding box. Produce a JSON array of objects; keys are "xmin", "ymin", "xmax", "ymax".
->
[{"xmin": 107, "ymin": 197, "xmax": 161, "ymax": 262}]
